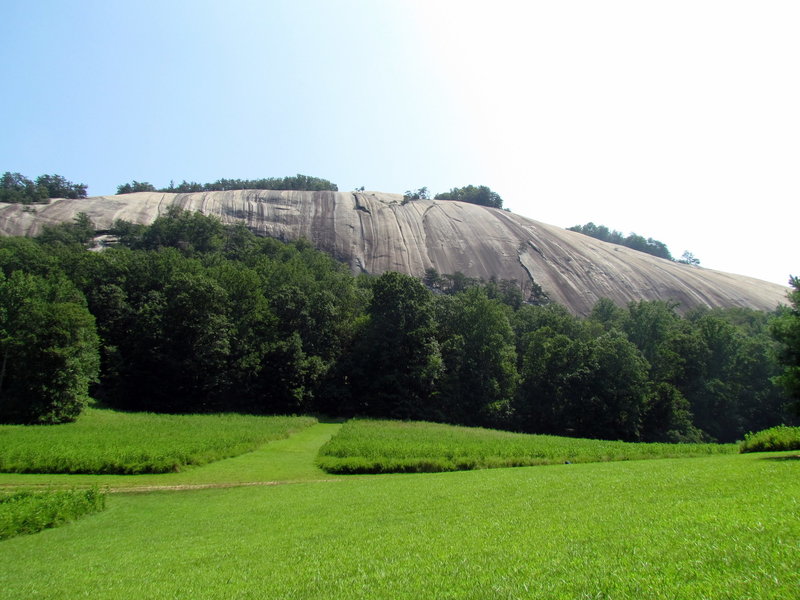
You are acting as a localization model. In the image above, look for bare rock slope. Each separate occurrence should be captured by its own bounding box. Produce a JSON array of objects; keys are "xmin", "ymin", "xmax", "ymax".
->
[{"xmin": 0, "ymin": 190, "xmax": 787, "ymax": 315}]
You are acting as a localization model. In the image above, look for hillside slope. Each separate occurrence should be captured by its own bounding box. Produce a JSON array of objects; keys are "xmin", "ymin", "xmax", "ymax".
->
[{"xmin": 0, "ymin": 190, "xmax": 787, "ymax": 315}]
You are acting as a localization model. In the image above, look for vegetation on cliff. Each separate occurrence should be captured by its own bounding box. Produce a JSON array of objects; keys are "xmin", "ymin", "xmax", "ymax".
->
[
  {"xmin": 1, "ymin": 172, "xmax": 87, "ymax": 204},
  {"xmin": 568, "ymin": 221, "xmax": 675, "ymax": 260},
  {"xmin": 434, "ymin": 184, "xmax": 503, "ymax": 209},
  {"xmin": 116, "ymin": 173, "xmax": 339, "ymax": 195}
]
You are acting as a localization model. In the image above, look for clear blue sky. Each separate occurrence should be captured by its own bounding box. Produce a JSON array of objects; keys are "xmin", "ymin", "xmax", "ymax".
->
[{"xmin": 1, "ymin": 0, "xmax": 797, "ymax": 286}]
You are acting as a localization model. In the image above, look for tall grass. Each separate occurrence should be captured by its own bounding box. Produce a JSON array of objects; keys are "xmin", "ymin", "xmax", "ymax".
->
[
  {"xmin": 740, "ymin": 425, "xmax": 800, "ymax": 453},
  {"xmin": 0, "ymin": 408, "xmax": 316, "ymax": 474},
  {"xmin": 317, "ymin": 419, "xmax": 737, "ymax": 474},
  {"xmin": 0, "ymin": 487, "xmax": 106, "ymax": 540}
]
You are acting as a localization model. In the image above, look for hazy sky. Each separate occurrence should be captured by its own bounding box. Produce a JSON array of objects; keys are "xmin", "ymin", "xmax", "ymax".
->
[{"xmin": 1, "ymin": 0, "xmax": 797, "ymax": 286}]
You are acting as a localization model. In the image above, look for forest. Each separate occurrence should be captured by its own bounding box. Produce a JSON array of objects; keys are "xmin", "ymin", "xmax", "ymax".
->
[{"xmin": 0, "ymin": 209, "xmax": 796, "ymax": 442}]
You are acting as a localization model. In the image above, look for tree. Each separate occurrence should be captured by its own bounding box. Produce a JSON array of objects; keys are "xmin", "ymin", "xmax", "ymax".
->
[
  {"xmin": 403, "ymin": 187, "xmax": 430, "ymax": 202},
  {"xmin": 622, "ymin": 300, "xmax": 682, "ymax": 368},
  {"xmin": 127, "ymin": 207, "xmax": 226, "ymax": 255},
  {"xmin": 155, "ymin": 174, "xmax": 339, "ymax": 193},
  {"xmin": 37, "ymin": 213, "xmax": 96, "ymax": 247},
  {"xmin": 348, "ymin": 272, "xmax": 442, "ymax": 419},
  {"xmin": 567, "ymin": 222, "xmax": 623, "ymax": 245},
  {"xmin": 1, "ymin": 172, "xmax": 47, "ymax": 204},
  {"xmin": 515, "ymin": 326, "xmax": 592, "ymax": 436},
  {"xmin": 116, "ymin": 181, "xmax": 156, "ymax": 194},
  {"xmin": 157, "ymin": 273, "xmax": 234, "ymax": 411},
  {"xmin": 35, "ymin": 174, "xmax": 87, "ymax": 199},
  {"xmin": 568, "ymin": 222, "xmax": 673, "ymax": 260},
  {"xmin": 678, "ymin": 251, "xmax": 700, "ymax": 266},
  {"xmin": 436, "ymin": 288, "xmax": 517, "ymax": 426},
  {"xmin": 422, "ymin": 267, "xmax": 441, "ymax": 289},
  {"xmin": 585, "ymin": 330, "xmax": 651, "ymax": 440},
  {"xmin": 588, "ymin": 297, "xmax": 626, "ymax": 331},
  {"xmin": 515, "ymin": 325, "xmax": 651, "ymax": 441},
  {"xmin": 772, "ymin": 276, "xmax": 800, "ymax": 415},
  {"xmin": 434, "ymin": 185, "xmax": 503, "ymax": 209},
  {"xmin": 642, "ymin": 382, "xmax": 701, "ymax": 442},
  {"xmin": 1, "ymin": 172, "xmax": 86, "ymax": 203},
  {"xmin": 0, "ymin": 271, "xmax": 99, "ymax": 423}
]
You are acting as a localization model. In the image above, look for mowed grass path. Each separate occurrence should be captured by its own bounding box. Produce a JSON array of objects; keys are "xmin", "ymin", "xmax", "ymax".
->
[
  {"xmin": 0, "ymin": 421, "xmax": 342, "ymax": 490},
  {"xmin": 1, "ymin": 451, "xmax": 797, "ymax": 599}
]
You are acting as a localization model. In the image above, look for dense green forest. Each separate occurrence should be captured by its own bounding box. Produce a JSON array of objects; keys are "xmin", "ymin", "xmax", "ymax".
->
[{"xmin": 0, "ymin": 210, "xmax": 796, "ymax": 441}]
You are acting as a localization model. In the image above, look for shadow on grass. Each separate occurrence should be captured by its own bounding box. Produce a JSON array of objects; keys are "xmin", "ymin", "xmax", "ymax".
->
[
  {"xmin": 760, "ymin": 454, "xmax": 800, "ymax": 461},
  {"xmin": 313, "ymin": 415, "xmax": 348, "ymax": 424}
]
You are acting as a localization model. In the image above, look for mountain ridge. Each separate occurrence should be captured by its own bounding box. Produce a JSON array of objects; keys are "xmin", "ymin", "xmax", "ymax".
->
[{"xmin": 0, "ymin": 190, "xmax": 787, "ymax": 315}]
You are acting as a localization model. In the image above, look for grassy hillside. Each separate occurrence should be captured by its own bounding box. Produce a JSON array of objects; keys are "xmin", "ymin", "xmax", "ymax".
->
[{"xmin": 317, "ymin": 419, "xmax": 737, "ymax": 473}]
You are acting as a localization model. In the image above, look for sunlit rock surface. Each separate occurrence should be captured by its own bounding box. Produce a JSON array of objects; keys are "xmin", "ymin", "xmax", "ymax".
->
[{"xmin": 0, "ymin": 190, "xmax": 788, "ymax": 315}]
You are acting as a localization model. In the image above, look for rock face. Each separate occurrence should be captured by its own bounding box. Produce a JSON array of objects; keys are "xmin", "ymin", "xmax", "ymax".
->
[{"xmin": 0, "ymin": 190, "xmax": 788, "ymax": 315}]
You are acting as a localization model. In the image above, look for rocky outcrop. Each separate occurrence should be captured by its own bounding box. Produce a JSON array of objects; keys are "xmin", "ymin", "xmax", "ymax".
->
[{"xmin": 0, "ymin": 190, "xmax": 788, "ymax": 315}]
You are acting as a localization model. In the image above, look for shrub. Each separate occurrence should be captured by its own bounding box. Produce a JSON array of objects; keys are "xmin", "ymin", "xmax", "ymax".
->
[
  {"xmin": 739, "ymin": 425, "xmax": 800, "ymax": 453},
  {"xmin": 0, "ymin": 487, "xmax": 106, "ymax": 540}
]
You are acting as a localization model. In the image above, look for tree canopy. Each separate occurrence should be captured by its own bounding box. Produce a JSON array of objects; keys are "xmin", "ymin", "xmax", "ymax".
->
[
  {"xmin": 116, "ymin": 174, "xmax": 338, "ymax": 195},
  {"xmin": 568, "ymin": 222, "xmax": 674, "ymax": 261},
  {"xmin": 434, "ymin": 185, "xmax": 503, "ymax": 209},
  {"xmin": 1, "ymin": 172, "xmax": 87, "ymax": 204},
  {"xmin": 116, "ymin": 181, "xmax": 156, "ymax": 194},
  {"xmin": 403, "ymin": 187, "xmax": 430, "ymax": 202},
  {"xmin": 772, "ymin": 277, "xmax": 800, "ymax": 415},
  {"xmin": 0, "ymin": 270, "xmax": 99, "ymax": 423}
]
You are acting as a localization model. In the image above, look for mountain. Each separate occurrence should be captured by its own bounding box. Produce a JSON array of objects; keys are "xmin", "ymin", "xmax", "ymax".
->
[{"xmin": 0, "ymin": 190, "xmax": 787, "ymax": 315}]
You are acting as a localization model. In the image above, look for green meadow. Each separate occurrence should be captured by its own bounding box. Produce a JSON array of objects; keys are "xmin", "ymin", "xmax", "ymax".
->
[{"xmin": 1, "ymin": 411, "xmax": 798, "ymax": 599}]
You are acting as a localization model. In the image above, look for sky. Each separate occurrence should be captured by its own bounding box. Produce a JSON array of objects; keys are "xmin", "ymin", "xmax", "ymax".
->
[{"xmin": 1, "ymin": 0, "xmax": 797, "ymax": 286}]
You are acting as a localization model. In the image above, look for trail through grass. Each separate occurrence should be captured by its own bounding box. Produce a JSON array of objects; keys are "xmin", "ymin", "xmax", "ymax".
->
[
  {"xmin": 317, "ymin": 419, "xmax": 737, "ymax": 474},
  {"xmin": 1, "ymin": 451, "xmax": 797, "ymax": 599}
]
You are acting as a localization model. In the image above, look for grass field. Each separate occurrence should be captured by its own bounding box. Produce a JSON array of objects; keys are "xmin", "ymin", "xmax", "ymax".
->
[
  {"xmin": 0, "ymin": 412, "xmax": 797, "ymax": 599},
  {"xmin": 1, "ymin": 450, "xmax": 797, "ymax": 598},
  {"xmin": 317, "ymin": 419, "xmax": 738, "ymax": 473},
  {"xmin": 0, "ymin": 407, "xmax": 316, "ymax": 474}
]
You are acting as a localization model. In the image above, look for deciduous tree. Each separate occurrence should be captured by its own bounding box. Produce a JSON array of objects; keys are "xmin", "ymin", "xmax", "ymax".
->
[
  {"xmin": 0, "ymin": 271, "xmax": 99, "ymax": 423},
  {"xmin": 772, "ymin": 276, "xmax": 800, "ymax": 415}
]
